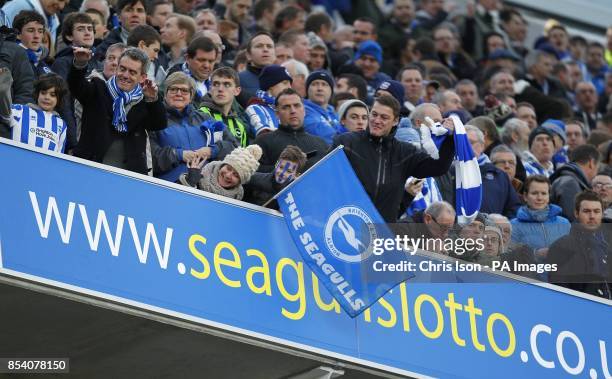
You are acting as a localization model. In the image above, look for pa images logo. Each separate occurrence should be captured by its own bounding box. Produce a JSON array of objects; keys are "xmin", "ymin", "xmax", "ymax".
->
[{"xmin": 324, "ymin": 206, "xmax": 378, "ymax": 263}]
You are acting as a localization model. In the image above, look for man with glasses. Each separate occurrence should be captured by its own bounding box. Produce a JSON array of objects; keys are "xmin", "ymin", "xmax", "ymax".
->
[
  {"xmin": 333, "ymin": 97, "xmax": 456, "ymax": 223},
  {"xmin": 393, "ymin": 201, "xmax": 456, "ymax": 255},
  {"xmin": 592, "ymin": 174, "xmax": 612, "ymax": 223},
  {"xmin": 52, "ymin": 13, "xmax": 96, "ymax": 79},
  {"xmin": 491, "ymin": 144, "xmax": 523, "ymax": 193},
  {"xmin": 424, "ymin": 201, "xmax": 455, "ymax": 239}
]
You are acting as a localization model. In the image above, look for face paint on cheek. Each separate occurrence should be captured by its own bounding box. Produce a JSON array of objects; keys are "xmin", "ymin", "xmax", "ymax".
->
[{"xmin": 274, "ymin": 161, "xmax": 298, "ymax": 184}]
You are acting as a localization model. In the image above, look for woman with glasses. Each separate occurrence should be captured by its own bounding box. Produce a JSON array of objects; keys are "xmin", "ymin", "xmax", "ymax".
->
[
  {"xmin": 510, "ymin": 175, "xmax": 570, "ymax": 260},
  {"xmin": 149, "ymin": 72, "xmax": 237, "ymax": 182}
]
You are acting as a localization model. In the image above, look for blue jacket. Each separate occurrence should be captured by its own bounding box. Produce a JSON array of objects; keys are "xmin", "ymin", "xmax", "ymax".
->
[
  {"xmin": 510, "ymin": 204, "xmax": 571, "ymax": 251},
  {"xmin": 237, "ymin": 64, "xmax": 262, "ymax": 107},
  {"xmin": 245, "ymin": 90, "xmax": 278, "ymax": 136},
  {"xmin": 303, "ymin": 99, "xmax": 345, "ymax": 145},
  {"xmin": 365, "ymin": 72, "xmax": 391, "ymax": 102},
  {"xmin": 585, "ymin": 64, "xmax": 608, "ymax": 96},
  {"xmin": 150, "ymin": 104, "xmax": 236, "ymax": 182}
]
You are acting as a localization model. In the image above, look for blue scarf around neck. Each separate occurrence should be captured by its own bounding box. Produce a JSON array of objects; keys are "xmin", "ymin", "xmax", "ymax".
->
[
  {"xmin": 106, "ymin": 76, "xmax": 143, "ymax": 133},
  {"xmin": 477, "ymin": 154, "xmax": 491, "ymax": 166}
]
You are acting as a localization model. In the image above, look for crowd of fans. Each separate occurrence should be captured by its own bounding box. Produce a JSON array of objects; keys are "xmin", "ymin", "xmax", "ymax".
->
[{"xmin": 0, "ymin": 0, "xmax": 610, "ymax": 299}]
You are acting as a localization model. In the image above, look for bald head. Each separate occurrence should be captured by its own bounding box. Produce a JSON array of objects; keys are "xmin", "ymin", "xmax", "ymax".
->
[{"xmin": 409, "ymin": 103, "xmax": 443, "ymax": 127}]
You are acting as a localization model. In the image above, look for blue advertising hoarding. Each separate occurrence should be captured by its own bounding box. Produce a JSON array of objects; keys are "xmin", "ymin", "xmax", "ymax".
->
[{"xmin": 0, "ymin": 140, "xmax": 610, "ymax": 379}]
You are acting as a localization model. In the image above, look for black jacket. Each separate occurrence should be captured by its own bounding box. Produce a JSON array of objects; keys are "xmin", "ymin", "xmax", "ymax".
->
[
  {"xmin": 255, "ymin": 124, "xmax": 328, "ymax": 172},
  {"xmin": 93, "ymin": 27, "xmax": 124, "ymax": 62},
  {"xmin": 0, "ymin": 39, "xmax": 34, "ymax": 104},
  {"xmin": 515, "ymin": 82, "xmax": 572, "ymax": 124},
  {"xmin": 438, "ymin": 51, "xmax": 476, "ymax": 80},
  {"xmin": 243, "ymin": 172, "xmax": 284, "ymax": 208},
  {"xmin": 52, "ymin": 46, "xmax": 100, "ymax": 150},
  {"xmin": 547, "ymin": 224, "xmax": 611, "ymax": 299},
  {"xmin": 68, "ymin": 64, "xmax": 167, "ymax": 174},
  {"xmin": 332, "ymin": 128, "xmax": 455, "ymax": 222},
  {"xmin": 550, "ymin": 162, "xmax": 591, "ymax": 221},
  {"xmin": 526, "ymin": 76, "xmax": 567, "ymax": 101}
]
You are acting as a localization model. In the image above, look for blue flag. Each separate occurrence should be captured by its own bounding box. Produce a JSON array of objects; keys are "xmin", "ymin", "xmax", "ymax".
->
[{"xmin": 276, "ymin": 147, "xmax": 413, "ymax": 317}]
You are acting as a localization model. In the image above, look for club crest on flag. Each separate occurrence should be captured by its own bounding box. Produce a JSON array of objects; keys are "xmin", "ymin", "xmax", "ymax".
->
[
  {"xmin": 275, "ymin": 147, "xmax": 413, "ymax": 317},
  {"xmin": 324, "ymin": 206, "xmax": 378, "ymax": 263}
]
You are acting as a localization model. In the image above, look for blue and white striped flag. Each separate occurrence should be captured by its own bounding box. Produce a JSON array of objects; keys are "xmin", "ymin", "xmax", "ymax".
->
[{"xmin": 423, "ymin": 114, "xmax": 482, "ymax": 225}]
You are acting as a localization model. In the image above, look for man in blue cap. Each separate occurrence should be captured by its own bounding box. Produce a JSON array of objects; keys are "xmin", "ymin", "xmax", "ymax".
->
[
  {"xmin": 303, "ymin": 70, "xmax": 345, "ymax": 145},
  {"xmin": 353, "ymin": 40, "xmax": 391, "ymax": 100},
  {"xmin": 245, "ymin": 64, "xmax": 293, "ymax": 136}
]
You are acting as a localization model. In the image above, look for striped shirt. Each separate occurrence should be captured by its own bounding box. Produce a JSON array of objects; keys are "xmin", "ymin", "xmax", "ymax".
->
[{"xmin": 11, "ymin": 104, "xmax": 67, "ymax": 153}]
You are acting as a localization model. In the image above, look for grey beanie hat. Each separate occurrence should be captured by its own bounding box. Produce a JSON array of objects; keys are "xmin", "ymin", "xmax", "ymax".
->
[{"xmin": 337, "ymin": 99, "xmax": 368, "ymax": 120}]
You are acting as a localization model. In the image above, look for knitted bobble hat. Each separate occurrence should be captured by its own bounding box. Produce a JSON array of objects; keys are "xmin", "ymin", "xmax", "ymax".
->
[{"xmin": 222, "ymin": 145, "xmax": 263, "ymax": 184}]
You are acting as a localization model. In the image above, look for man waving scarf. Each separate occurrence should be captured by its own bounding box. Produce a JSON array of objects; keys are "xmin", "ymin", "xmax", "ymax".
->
[{"xmin": 407, "ymin": 114, "xmax": 482, "ymax": 224}]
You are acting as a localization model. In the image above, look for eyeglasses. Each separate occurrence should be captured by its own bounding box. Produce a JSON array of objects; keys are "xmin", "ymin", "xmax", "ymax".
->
[
  {"xmin": 431, "ymin": 216, "xmax": 453, "ymax": 233},
  {"xmin": 593, "ymin": 183, "xmax": 612, "ymax": 189},
  {"xmin": 493, "ymin": 159, "xmax": 516, "ymax": 167},
  {"xmin": 484, "ymin": 235, "xmax": 500, "ymax": 244},
  {"xmin": 167, "ymin": 87, "xmax": 190, "ymax": 95}
]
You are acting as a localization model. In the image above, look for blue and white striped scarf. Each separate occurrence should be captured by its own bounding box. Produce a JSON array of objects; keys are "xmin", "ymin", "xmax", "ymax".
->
[
  {"xmin": 523, "ymin": 151, "xmax": 554, "ymax": 178},
  {"xmin": 552, "ymin": 145, "xmax": 569, "ymax": 169},
  {"xmin": 255, "ymin": 89, "xmax": 276, "ymax": 106},
  {"xmin": 425, "ymin": 115, "xmax": 482, "ymax": 225},
  {"xmin": 106, "ymin": 76, "xmax": 143, "ymax": 133},
  {"xmin": 477, "ymin": 154, "xmax": 491, "ymax": 166},
  {"xmin": 182, "ymin": 62, "xmax": 210, "ymax": 99}
]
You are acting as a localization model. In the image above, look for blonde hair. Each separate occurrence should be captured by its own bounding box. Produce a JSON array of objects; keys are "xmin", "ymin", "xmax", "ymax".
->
[{"xmin": 163, "ymin": 72, "xmax": 196, "ymax": 98}]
